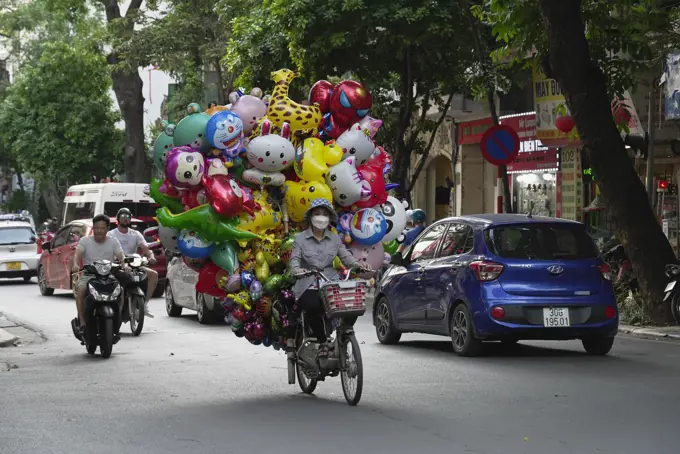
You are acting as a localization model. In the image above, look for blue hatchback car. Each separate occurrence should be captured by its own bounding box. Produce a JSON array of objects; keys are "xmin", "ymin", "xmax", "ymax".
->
[{"xmin": 373, "ymin": 214, "xmax": 618, "ymax": 356}]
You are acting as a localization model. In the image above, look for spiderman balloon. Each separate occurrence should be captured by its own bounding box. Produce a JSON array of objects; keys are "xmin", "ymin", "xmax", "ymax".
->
[{"xmin": 310, "ymin": 80, "xmax": 373, "ymax": 140}]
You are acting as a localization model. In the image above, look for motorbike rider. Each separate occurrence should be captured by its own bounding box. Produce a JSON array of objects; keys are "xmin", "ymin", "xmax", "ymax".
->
[
  {"xmin": 398, "ymin": 209, "xmax": 427, "ymax": 253},
  {"xmin": 107, "ymin": 208, "xmax": 158, "ymax": 318},
  {"xmin": 71, "ymin": 214, "xmax": 125, "ymax": 337},
  {"xmin": 289, "ymin": 198, "xmax": 368, "ymax": 357}
]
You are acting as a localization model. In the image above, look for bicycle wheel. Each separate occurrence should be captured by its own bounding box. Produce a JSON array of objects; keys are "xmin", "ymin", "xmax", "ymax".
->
[
  {"xmin": 296, "ymin": 329, "xmax": 317, "ymax": 394},
  {"xmin": 340, "ymin": 333, "xmax": 363, "ymax": 406}
]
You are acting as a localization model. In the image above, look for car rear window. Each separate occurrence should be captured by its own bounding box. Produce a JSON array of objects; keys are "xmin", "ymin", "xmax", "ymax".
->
[
  {"xmin": 484, "ymin": 223, "xmax": 598, "ymax": 260},
  {"xmin": 0, "ymin": 227, "xmax": 35, "ymax": 245}
]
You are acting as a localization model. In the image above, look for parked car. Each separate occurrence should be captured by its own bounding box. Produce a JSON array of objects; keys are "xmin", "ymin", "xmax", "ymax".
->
[
  {"xmin": 164, "ymin": 255, "xmax": 224, "ymax": 324},
  {"xmin": 0, "ymin": 221, "xmax": 40, "ymax": 281},
  {"xmin": 373, "ymin": 214, "xmax": 618, "ymax": 357},
  {"xmin": 37, "ymin": 218, "xmax": 167, "ymax": 297}
]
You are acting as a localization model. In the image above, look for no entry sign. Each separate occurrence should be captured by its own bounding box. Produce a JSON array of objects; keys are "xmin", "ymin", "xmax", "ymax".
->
[{"xmin": 480, "ymin": 124, "xmax": 520, "ymax": 166}]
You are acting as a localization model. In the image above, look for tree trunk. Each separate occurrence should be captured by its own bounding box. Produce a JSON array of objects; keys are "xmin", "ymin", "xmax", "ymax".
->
[
  {"xmin": 539, "ymin": 0, "xmax": 676, "ymax": 324},
  {"xmin": 40, "ymin": 180, "xmax": 63, "ymax": 220},
  {"xmin": 215, "ymin": 59, "xmax": 226, "ymax": 105},
  {"xmin": 391, "ymin": 135, "xmax": 412, "ymax": 207},
  {"xmin": 111, "ymin": 68, "xmax": 147, "ymax": 183}
]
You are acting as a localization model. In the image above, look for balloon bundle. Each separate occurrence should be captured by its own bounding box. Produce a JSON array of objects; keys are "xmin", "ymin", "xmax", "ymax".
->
[{"xmin": 148, "ymin": 69, "xmax": 416, "ymax": 349}]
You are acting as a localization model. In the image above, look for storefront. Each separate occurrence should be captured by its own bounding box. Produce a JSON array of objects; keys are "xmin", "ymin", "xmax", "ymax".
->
[{"xmin": 508, "ymin": 149, "xmax": 560, "ymax": 217}]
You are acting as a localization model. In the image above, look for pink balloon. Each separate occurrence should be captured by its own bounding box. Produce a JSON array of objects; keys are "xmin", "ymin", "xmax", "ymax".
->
[{"xmin": 348, "ymin": 242, "xmax": 384, "ymax": 277}]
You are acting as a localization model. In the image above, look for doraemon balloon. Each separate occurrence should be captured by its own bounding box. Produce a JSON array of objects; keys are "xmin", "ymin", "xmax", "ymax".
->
[
  {"xmin": 206, "ymin": 111, "xmax": 244, "ymax": 158},
  {"xmin": 165, "ymin": 146, "xmax": 206, "ymax": 189},
  {"xmin": 158, "ymin": 225, "xmax": 181, "ymax": 253},
  {"xmin": 177, "ymin": 230, "xmax": 215, "ymax": 259},
  {"xmin": 350, "ymin": 207, "xmax": 387, "ymax": 246},
  {"xmin": 326, "ymin": 156, "xmax": 372, "ymax": 207},
  {"xmin": 380, "ymin": 196, "xmax": 409, "ymax": 243}
]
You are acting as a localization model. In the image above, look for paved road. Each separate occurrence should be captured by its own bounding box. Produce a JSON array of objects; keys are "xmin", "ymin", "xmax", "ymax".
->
[{"xmin": 1, "ymin": 279, "xmax": 679, "ymax": 454}]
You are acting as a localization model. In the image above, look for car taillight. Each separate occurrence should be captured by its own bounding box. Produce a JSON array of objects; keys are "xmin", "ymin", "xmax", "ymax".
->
[
  {"xmin": 598, "ymin": 263, "xmax": 613, "ymax": 281},
  {"xmin": 605, "ymin": 306, "xmax": 617, "ymax": 319},
  {"xmin": 490, "ymin": 306, "xmax": 505, "ymax": 319},
  {"xmin": 470, "ymin": 261, "xmax": 504, "ymax": 281}
]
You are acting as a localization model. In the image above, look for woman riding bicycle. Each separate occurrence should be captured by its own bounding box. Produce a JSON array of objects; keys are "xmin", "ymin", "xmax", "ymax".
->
[{"xmin": 289, "ymin": 198, "xmax": 367, "ymax": 357}]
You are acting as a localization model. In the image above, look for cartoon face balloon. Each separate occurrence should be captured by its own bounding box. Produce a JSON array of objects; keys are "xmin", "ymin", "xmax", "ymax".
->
[
  {"xmin": 283, "ymin": 180, "xmax": 333, "ymax": 223},
  {"xmin": 158, "ymin": 225, "xmax": 181, "ymax": 253},
  {"xmin": 353, "ymin": 161, "xmax": 392, "ymax": 210},
  {"xmin": 336, "ymin": 123, "xmax": 377, "ymax": 166},
  {"xmin": 230, "ymin": 95, "xmax": 267, "ymax": 135},
  {"xmin": 246, "ymin": 120, "xmax": 295, "ymax": 172},
  {"xmin": 165, "ymin": 146, "xmax": 206, "ymax": 189},
  {"xmin": 206, "ymin": 110, "xmax": 244, "ymax": 158},
  {"xmin": 152, "ymin": 123, "xmax": 176, "ymax": 173},
  {"xmin": 293, "ymin": 137, "xmax": 343, "ymax": 182},
  {"xmin": 177, "ymin": 230, "xmax": 216, "ymax": 259},
  {"xmin": 202, "ymin": 174, "xmax": 252, "ymax": 218},
  {"xmin": 380, "ymin": 196, "xmax": 409, "ymax": 243},
  {"xmin": 326, "ymin": 156, "xmax": 371, "ymax": 207},
  {"xmin": 173, "ymin": 106, "xmax": 211, "ymax": 153},
  {"xmin": 350, "ymin": 207, "xmax": 387, "ymax": 245}
]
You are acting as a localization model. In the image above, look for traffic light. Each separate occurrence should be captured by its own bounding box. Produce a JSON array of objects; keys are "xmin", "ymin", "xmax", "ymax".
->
[{"xmin": 658, "ymin": 179, "xmax": 669, "ymax": 192}]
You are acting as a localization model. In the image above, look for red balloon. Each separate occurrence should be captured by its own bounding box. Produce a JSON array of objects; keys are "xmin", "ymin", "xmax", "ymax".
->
[
  {"xmin": 328, "ymin": 80, "xmax": 373, "ymax": 131},
  {"xmin": 202, "ymin": 174, "xmax": 251, "ymax": 218},
  {"xmin": 196, "ymin": 261, "xmax": 228, "ymax": 297},
  {"xmin": 309, "ymin": 80, "xmax": 334, "ymax": 112},
  {"xmin": 180, "ymin": 188, "xmax": 206, "ymax": 211},
  {"xmin": 555, "ymin": 115, "xmax": 576, "ymax": 133},
  {"xmin": 353, "ymin": 162, "xmax": 389, "ymax": 209},
  {"xmin": 160, "ymin": 179, "xmax": 180, "ymax": 197}
]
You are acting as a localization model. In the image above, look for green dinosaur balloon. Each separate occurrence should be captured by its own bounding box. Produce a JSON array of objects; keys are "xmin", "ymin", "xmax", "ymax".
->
[
  {"xmin": 155, "ymin": 205, "xmax": 260, "ymax": 243},
  {"xmin": 149, "ymin": 178, "xmax": 184, "ymax": 214},
  {"xmin": 211, "ymin": 241, "xmax": 239, "ymax": 273}
]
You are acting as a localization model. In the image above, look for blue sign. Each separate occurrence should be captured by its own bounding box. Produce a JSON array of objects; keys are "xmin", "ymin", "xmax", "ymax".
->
[{"xmin": 479, "ymin": 124, "xmax": 520, "ymax": 166}]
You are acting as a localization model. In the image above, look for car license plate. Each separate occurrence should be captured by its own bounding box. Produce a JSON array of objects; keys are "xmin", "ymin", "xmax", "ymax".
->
[
  {"xmin": 6, "ymin": 262, "xmax": 21, "ymax": 271},
  {"xmin": 543, "ymin": 307, "xmax": 570, "ymax": 327},
  {"xmin": 666, "ymin": 281, "xmax": 676, "ymax": 292}
]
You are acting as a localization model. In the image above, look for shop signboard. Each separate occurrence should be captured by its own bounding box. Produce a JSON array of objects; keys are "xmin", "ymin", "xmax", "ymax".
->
[
  {"xmin": 506, "ymin": 150, "xmax": 559, "ymax": 174},
  {"xmin": 532, "ymin": 63, "xmax": 581, "ymax": 147},
  {"xmin": 499, "ymin": 113, "xmax": 537, "ymax": 141},
  {"xmin": 458, "ymin": 117, "xmax": 493, "ymax": 144},
  {"xmin": 560, "ymin": 148, "xmax": 583, "ymax": 222},
  {"xmin": 664, "ymin": 52, "xmax": 680, "ymax": 120}
]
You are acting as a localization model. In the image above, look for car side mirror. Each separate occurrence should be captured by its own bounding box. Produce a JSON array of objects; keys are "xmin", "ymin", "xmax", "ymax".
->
[{"xmin": 390, "ymin": 252, "xmax": 404, "ymax": 266}]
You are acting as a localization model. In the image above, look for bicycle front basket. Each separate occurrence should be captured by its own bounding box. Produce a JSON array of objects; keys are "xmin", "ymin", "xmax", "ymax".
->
[{"xmin": 319, "ymin": 279, "xmax": 369, "ymax": 318}]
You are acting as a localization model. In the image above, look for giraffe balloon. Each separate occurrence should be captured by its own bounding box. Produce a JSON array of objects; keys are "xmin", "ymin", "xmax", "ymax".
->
[{"xmin": 266, "ymin": 69, "xmax": 323, "ymax": 133}]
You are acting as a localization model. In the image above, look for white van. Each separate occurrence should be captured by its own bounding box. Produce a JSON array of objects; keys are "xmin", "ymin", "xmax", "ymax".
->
[{"xmin": 62, "ymin": 183, "xmax": 159, "ymax": 226}]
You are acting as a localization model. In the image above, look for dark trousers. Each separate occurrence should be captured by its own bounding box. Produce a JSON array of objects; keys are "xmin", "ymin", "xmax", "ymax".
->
[{"xmin": 297, "ymin": 289, "xmax": 327, "ymax": 343}]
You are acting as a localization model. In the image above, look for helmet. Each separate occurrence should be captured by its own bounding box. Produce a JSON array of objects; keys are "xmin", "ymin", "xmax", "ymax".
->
[
  {"xmin": 116, "ymin": 208, "xmax": 132, "ymax": 220},
  {"xmin": 410, "ymin": 209, "xmax": 427, "ymax": 223}
]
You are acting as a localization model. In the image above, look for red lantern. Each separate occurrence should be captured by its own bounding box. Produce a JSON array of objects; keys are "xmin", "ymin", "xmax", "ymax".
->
[
  {"xmin": 555, "ymin": 115, "xmax": 576, "ymax": 133},
  {"xmin": 658, "ymin": 179, "xmax": 669, "ymax": 192}
]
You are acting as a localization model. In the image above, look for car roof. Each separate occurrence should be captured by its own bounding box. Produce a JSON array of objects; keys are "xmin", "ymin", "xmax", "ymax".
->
[
  {"xmin": 435, "ymin": 213, "xmax": 583, "ymax": 228},
  {"xmin": 0, "ymin": 221, "xmax": 35, "ymax": 231}
]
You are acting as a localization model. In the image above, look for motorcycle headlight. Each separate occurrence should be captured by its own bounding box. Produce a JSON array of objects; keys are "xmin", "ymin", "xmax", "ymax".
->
[
  {"xmin": 94, "ymin": 262, "xmax": 112, "ymax": 276},
  {"xmin": 88, "ymin": 285, "xmax": 102, "ymax": 300},
  {"xmin": 111, "ymin": 284, "xmax": 122, "ymax": 300}
]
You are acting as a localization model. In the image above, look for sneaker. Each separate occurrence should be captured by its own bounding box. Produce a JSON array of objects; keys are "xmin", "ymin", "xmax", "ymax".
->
[{"xmin": 144, "ymin": 302, "xmax": 155, "ymax": 318}]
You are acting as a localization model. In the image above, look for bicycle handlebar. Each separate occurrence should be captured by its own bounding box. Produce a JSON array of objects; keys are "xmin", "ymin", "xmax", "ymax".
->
[{"xmin": 294, "ymin": 264, "xmax": 374, "ymax": 282}]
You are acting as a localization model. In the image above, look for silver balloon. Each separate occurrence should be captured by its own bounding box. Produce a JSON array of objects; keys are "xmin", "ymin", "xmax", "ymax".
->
[{"xmin": 158, "ymin": 225, "xmax": 181, "ymax": 253}]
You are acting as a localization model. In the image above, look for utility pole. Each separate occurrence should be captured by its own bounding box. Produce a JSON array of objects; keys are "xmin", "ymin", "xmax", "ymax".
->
[{"xmin": 645, "ymin": 85, "xmax": 656, "ymax": 202}]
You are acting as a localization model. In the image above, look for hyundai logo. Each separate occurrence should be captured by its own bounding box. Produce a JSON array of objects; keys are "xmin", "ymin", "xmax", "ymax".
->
[
  {"xmin": 8, "ymin": 246, "xmax": 15, "ymax": 253},
  {"xmin": 547, "ymin": 265, "xmax": 564, "ymax": 275}
]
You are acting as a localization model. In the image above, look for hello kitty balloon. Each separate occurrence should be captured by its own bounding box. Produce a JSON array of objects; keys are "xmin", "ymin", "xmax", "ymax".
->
[
  {"xmin": 243, "ymin": 120, "xmax": 294, "ymax": 186},
  {"xmin": 336, "ymin": 123, "xmax": 377, "ymax": 166},
  {"xmin": 165, "ymin": 146, "xmax": 205, "ymax": 189},
  {"xmin": 326, "ymin": 156, "xmax": 372, "ymax": 207},
  {"xmin": 380, "ymin": 196, "xmax": 409, "ymax": 243}
]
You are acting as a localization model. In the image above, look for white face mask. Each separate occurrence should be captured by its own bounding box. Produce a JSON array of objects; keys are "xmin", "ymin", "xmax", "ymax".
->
[{"xmin": 311, "ymin": 215, "xmax": 330, "ymax": 230}]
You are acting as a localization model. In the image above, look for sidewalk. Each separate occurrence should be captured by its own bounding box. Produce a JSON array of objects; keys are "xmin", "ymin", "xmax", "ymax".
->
[
  {"xmin": 0, "ymin": 311, "xmax": 46, "ymax": 347},
  {"xmin": 620, "ymin": 323, "xmax": 680, "ymax": 340},
  {"xmin": 0, "ymin": 314, "xmax": 20, "ymax": 347}
]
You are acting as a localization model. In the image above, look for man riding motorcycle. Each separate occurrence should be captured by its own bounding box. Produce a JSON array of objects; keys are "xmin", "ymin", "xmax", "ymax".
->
[
  {"xmin": 107, "ymin": 208, "xmax": 158, "ymax": 318},
  {"xmin": 289, "ymin": 199, "xmax": 368, "ymax": 358},
  {"xmin": 71, "ymin": 214, "xmax": 126, "ymax": 338},
  {"xmin": 397, "ymin": 209, "xmax": 427, "ymax": 253}
]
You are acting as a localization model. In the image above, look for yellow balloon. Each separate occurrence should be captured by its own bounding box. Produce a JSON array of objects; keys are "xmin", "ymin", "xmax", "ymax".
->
[
  {"xmin": 293, "ymin": 137, "xmax": 343, "ymax": 182},
  {"xmin": 283, "ymin": 180, "xmax": 334, "ymax": 223},
  {"xmin": 266, "ymin": 69, "xmax": 323, "ymax": 132},
  {"xmin": 333, "ymin": 256, "xmax": 343, "ymax": 270},
  {"xmin": 256, "ymin": 235, "xmax": 282, "ymax": 266},
  {"xmin": 229, "ymin": 289, "xmax": 252, "ymax": 310},
  {"xmin": 255, "ymin": 251, "xmax": 271, "ymax": 281},
  {"xmin": 237, "ymin": 190, "xmax": 283, "ymax": 235},
  {"xmin": 237, "ymin": 247, "xmax": 254, "ymax": 263}
]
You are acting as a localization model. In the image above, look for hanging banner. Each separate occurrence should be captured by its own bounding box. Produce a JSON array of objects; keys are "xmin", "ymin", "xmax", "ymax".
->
[
  {"xmin": 560, "ymin": 147, "xmax": 583, "ymax": 222},
  {"xmin": 665, "ymin": 52, "xmax": 680, "ymax": 120},
  {"xmin": 532, "ymin": 63, "xmax": 581, "ymax": 147}
]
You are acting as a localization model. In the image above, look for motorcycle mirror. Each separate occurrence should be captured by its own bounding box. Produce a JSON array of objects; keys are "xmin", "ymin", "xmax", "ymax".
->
[{"xmin": 43, "ymin": 241, "xmax": 51, "ymax": 251}]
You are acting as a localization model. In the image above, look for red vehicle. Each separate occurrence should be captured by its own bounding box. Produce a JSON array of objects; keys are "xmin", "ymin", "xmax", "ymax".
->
[{"xmin": 37, "ymin": 218, "xmax": 167, "ymax": 297}]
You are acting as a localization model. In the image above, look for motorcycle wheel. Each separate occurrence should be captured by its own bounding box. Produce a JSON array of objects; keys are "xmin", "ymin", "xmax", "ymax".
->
[
  {"xmin": 129, "ymin": 295, "xmax": 145, "ymax": 336},
  {"xmin": 99, "ymin": 318, "xmax": 114, "ymax": 358},
  {"xmin": 86, "ymin": 344, "xmax": 97, "ymax": 355},
  {"xmin": 340, "ymin": 333, "xmax": 363, "ymax": 406},
  {"xmin": 295, "ymin": 330, "xmax": 317, "ymax": 394},
  {"xmin": 672, "ymin": 293, "xmax": 680, "ymax": 325}
]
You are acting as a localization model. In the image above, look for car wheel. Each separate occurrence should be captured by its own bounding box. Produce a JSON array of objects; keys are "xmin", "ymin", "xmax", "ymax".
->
[
  {"xmin": 165, "ymin": 285, "xmax": 182, "ymax": 317},
  {"xmin": 196, "ymin": 293, "xmax": 216, "ymax": 325},
  {"xmin": 581, "ymin": 337, "xmax": 615, "ymax": 356},
  {"xmin": 152, "ymin": 281, "xmax": 166, "ymax": 299},
  {"xmin": 450, "ymin": 304, "xmax": 483, "ymax": 357},
  {"xmin": 38, "ymin": 266, "xmax": 54, "ymax": 296},
  {"xmin": 375, "ymin": 298, "xmax": 401, "ymax": 344}
]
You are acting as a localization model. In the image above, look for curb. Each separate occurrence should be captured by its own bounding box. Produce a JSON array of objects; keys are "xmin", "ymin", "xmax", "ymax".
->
[
  {"xmin": 0, "ymin": 311, "xmax": 47, "ymax": 344},
  {"xmin": 619, "ymin": 323, "xmax": 680, "ymax": 340},
  {"xmin": 0, "ymin": 328, "xmax": 18, "ymax": 347}
]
